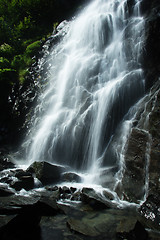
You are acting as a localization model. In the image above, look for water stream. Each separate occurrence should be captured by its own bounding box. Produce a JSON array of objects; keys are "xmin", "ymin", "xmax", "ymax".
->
[{"xmin": 17, "ymin": 0, "xmax": 145, "ymax": 195}]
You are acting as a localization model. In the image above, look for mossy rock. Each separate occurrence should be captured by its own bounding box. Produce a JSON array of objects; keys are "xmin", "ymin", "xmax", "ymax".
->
[{"xmin": 25, "ymin": 40, "xmax": 41, "ymax": 58}]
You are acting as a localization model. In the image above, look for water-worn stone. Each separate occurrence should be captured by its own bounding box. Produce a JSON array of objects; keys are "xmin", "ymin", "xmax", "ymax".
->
[
  {"xmin": 81, "ymin": 187, "xmax": 115, "ymax": 209},
  {"xmin": 15, "ymin": 169, "xmax": 33, "ymax": 179},
  {"xmin": 0, "ymin": 168, "xmax": 35, "ymax": 191},
  {"xmin": 40, "ymin": 189, "xmax": 60, "ymax": 205},
  {"xmin": 10, "ymin": 176, "xmax": 34, "ymax": 191},
  {"xmin": 27, "ymin": 161, "xmax": 66, "ymax": 185},
  {"xmin": 67, "ymin": 207, "xmax": 139, "ymax": 239},
  {"xmin": 103, "ymin": 189, "xmax": 115, "ymax": 201},
  {"xmin": 71, "ymin": 190, "xmax": 81, "ymax": 201},
  {"xmin": 61, "ymin": 171, "xmax": 82, "ymax": 183},
  {"xmin": 67, "ymin": 217, "xmax": 100, "ymax": 237}
]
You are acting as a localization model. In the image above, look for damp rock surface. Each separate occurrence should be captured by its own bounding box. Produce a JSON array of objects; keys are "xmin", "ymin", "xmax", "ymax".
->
[
  {"xmin": 27, "ymin": 161, "xmax": 67, "ymax": 185},
  {"xmin": 139, "ymin": 194, "xmax": 160, "ymax": 231}
]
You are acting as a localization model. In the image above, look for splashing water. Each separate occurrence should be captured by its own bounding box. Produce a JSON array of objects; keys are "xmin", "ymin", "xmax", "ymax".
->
[{"xmin": 19, "ymin": 0, "xmax": 145, "ymax": 190}]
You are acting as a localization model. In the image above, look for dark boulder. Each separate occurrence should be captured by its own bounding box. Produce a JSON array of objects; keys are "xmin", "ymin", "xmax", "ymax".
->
[
  {"xmin": 0, "ymin": 200, "xmax": 59, "ymax": 240},
  {"xmin": 81, "ymin": 187, "xmax": 115, "ymax": 209},
  {"xmin": 67, "ymin": 217, "xmax": 100, "ymax": 237},
  {"xmin": 0, "ymin": 168, "xmax": 35, "ymax": 192},
  {"xmin": 27, "ymin": 161, "xmax": 66, "ymax": 185},
  {"xmin": 10, "ymin": 175, "xmax": 34, "ymax": 191},
  {"xmin": 71, "ymin": 190, "xmax": 81, "ymax": 201},
  {"xmin": 61, "ymin": 171, "xmax": 82, "ymax": 183}
]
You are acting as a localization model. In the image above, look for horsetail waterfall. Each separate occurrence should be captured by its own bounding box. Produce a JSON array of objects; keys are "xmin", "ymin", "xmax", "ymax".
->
[{"xmin": 19, "ymin": 0, "xmax": 145, "ymax": 196}]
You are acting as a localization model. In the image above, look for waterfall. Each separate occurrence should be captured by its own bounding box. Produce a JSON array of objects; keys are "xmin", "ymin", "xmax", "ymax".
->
[{"xmin": 21, "ymin": 0, "xmax": 145, "ymax": 188}]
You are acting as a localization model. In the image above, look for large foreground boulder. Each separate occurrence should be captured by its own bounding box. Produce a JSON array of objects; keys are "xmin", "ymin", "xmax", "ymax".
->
[{"xmin": 27, "ymin": 161, "xmax": 67, "ymax": 185}]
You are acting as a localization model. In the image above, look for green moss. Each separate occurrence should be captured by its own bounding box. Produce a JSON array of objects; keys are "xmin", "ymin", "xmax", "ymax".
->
[
  {"xmin": 25, "ymin": 40, "xmax": 41, "ymax": 57},
  {"xmin": 22, "ymin": 39, "xmax": 35, "ymax": 48}
]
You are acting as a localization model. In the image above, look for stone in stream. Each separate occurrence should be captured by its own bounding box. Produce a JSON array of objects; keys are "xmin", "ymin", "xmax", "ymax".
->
[
  {"xmin": 10, "ymin": 175, "xmax": 34, "ymax": 191},
  {"xmin": 81, "ymin": 187, "xmax": 115, "ymax": 209},
  {"xmin": 71, "ymin": 190, "xmax": 81, "ymax": 201},
  {"xmin": 61, "ymin": 171, "xmax": 82, "ymax": 183},
  {"xmin": 0, "ymin": 168, "xmax": 36, "ymax": 192},
  {"xmin": 67, "ymin": 206, "xmax": 139, "ymax": 239},
  {"xmin": 27, "ymin": 161, "xmax": 67, "ymax": 185}
]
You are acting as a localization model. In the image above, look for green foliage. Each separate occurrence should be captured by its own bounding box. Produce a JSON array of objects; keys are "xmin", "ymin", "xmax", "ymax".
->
[
  {"xmin": 0, "ymin": 44, "xmax": 14, "ymax": 58},
  {"xmin": 14, "ymin": 16, "xmax": 32, "ymax": 38},
  {"xmin": 0, "ymin": 17, "xmax": 13, "ymax": 44},
  {"xmin": 11, "ymin": 55, "xmax": 25, "ymax": 69},
  {"xmin": 21, "ymin": 40, "xmax": 41, "ymax": 69},
  {"xmin": 0, "ymin": 57, "xmax": 10, "ymax": 69},
  {"xmin": 0, "ymin": 0, "xmax": 81, "ymax": 85}
]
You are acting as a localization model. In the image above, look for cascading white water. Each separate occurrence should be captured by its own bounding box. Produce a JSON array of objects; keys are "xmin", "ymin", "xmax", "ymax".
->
[{"xmin": 22, "ymin": 0, "xmax": 145, "ymax": 188}]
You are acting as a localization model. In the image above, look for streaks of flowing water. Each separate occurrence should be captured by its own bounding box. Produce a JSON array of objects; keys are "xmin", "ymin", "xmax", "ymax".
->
[{"xmin": 18, "ymin": 0, "xmax": 145, "ymax": 193}]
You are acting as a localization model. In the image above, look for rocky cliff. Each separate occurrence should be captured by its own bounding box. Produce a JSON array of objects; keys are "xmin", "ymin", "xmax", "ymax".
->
[{"xmin": 117, "ymin": 0, "xmax": 160, "ymax": 202}]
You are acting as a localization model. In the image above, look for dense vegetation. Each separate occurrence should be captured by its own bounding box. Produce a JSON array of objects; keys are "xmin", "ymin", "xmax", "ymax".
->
[{"xmin": 0, "ymin": 0, "xmax": 86, "ymax": 85}]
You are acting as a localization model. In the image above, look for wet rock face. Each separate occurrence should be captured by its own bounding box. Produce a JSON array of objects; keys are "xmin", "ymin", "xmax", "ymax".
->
[
  {"xmin": 139, "ymin": 194, "xmax": 160, "ymax": 231},
  {"xmin": 138, "ymin": 84, "xmax": 160, "ymax": 197},
  {"xmin": 117, "ymin": 128, "xmax": 148, "ymax": 202},
  {"xmin": 118, "ymin": 81, "xmax": 160, "ymax": 203},
  {"xmin": 147, "ymin": 90, "xmax": 160, "ymax": 196},
  {"xmin": 141, "ymin": 0, "xmax": 160, "ymax": 90}
]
